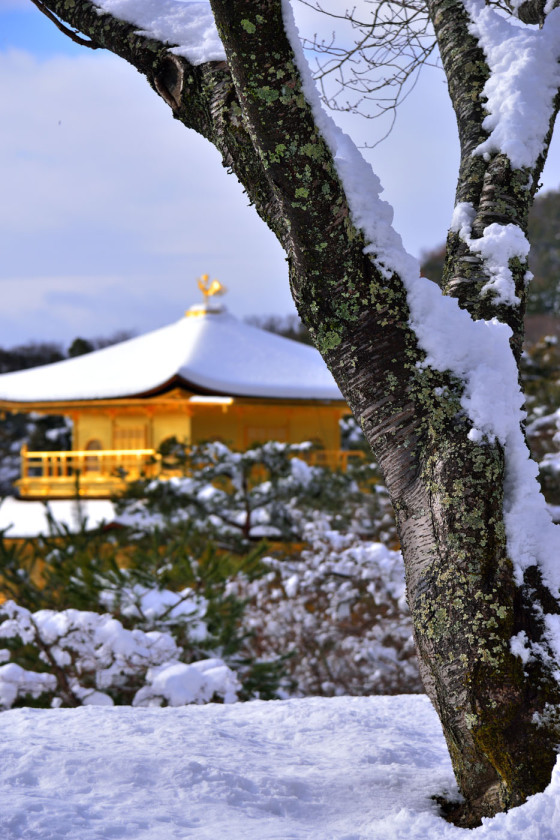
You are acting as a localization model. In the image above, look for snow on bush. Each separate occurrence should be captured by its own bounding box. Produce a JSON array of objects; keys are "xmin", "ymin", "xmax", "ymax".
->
[
  {"xmin": 0, "ymin": 440, "xmax": 419, "ymax": 705},
  {"xmin": 229, "ymin": 515, "xmax": 421, "ymax": 696},
  {"xmin": 118, "ymin": 441, "xmax": 320, "ymax": 544},
  {"xmin": 0, "ymin": 661, "xmax": 56, "ymax": 710},
  {"xmin": 110, "ymin": 441, "xmax": 413, "ymax": 694},
  {"xmin": 99, "ymin": 583, "xmax": 208, "ymax": 639},
  {"xmin": 134, "ymin": 658, "xmax": 240, "ymax": 707},
  {"xmin": 0, "ymin": 600, "xmax": 239, "ymax": 709}
]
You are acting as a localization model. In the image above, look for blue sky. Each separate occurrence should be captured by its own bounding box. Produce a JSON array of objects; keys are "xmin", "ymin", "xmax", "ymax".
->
[
  {"xmin": 0, "ymin": 3, "xmax": 83, "ymax": 55},
  {"xmin": 1, "ymin": 1, "xmax": 560, "ymax": 349}
]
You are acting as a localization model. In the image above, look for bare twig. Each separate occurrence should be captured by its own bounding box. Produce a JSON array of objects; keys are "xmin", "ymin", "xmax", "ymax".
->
[
  {"xmin": 293, "ymin": 0, "xmax": 438, "ymax": 136},
  {"xmin": 29, "ymin": 0, "xmax": 100, "ymax": 49},
  {"xmin": 293, "ymin": 0, "xmax": 540, "ymax": 137}
]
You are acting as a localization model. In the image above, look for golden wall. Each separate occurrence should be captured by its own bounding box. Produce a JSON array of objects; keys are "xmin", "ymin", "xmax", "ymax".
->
[{"xmin": 73, "ymin": 398, "xmax": 344, "ymax": 453}]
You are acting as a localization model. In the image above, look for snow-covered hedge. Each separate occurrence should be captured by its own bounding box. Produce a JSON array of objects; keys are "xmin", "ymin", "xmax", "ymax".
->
[{"xmin": 0, "ymin": 599, "xmax": 240, "ymax": 709}]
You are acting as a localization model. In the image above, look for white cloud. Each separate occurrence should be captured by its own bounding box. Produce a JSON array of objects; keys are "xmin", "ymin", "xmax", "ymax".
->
[
  {"xmin": 0, "ymin": 36, "xmax": 459, "ymax": 350},
  {"xmin": 2, "ymin": 8, "xmax": 560, "ymax": 350},
  {"xmin": 0, "ymin": 48, "xmax": 293, "ymax": 346}
]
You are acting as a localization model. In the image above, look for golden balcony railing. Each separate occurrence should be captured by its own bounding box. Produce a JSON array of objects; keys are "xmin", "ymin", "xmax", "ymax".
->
[
  {"xmin": 16, "ymin": 446, "xmax": 365, "ymax": 499},
  {"xmin": 304, "ymin": 449, "xmax": 364, "ymax": 471},
  {"xmin": 17, "ymin": 446, "xmax": 161, "ymax": 499}
]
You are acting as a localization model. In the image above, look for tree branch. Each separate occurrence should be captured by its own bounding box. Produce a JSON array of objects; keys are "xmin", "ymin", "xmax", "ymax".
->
[
  {"xmin": 30, "ymin": 0, "xmax": 100, "ymax": 48},
  {"xmin": 507, "ymin": 0, "xmax": 550, "ymax": 25},
  {"xmin": 299, "ymin": 0, "xmax": 438, "ymax": 127},
  {"xmin": 426, "ymin": 0, "xmax": 559, "ymax": 357}
]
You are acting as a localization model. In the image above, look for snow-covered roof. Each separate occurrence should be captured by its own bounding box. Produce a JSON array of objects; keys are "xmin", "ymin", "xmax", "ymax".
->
[{"xmin": 0, "ymin": 305, "xmax": 343, "ymax": 403}]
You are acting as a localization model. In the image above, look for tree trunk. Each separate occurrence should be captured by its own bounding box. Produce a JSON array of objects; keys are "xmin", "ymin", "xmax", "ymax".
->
[{"xmin": 30, "ymin": 0, "xmax": 560, "ymax": 824}]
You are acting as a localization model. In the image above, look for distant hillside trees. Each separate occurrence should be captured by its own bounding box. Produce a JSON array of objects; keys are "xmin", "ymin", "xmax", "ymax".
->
[
  {"xmin": 0, "ymin": 331, "xmax": 134, "ymax": 375},
  {"xmin": 68, "ymin": 331, "xmax": 134, "ymax": 358},
  {"xmin": 244, "ymin": 314, "xmax": 312, "ymax": 345},
  {"xmin": 0, "ymin": 343, "xmax": 64, "ymax": 374}
]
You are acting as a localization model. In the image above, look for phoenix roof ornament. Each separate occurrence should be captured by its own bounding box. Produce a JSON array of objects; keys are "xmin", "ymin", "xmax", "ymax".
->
[{"xmin": 197, "ymin": 273, "xmax": 227, "ymax": 301}]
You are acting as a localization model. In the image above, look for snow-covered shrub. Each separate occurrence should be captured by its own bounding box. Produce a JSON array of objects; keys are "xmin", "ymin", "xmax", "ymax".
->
[
  {"xmin": 0, "ymin": 600, "xmax": 239, "ymax": 709},
  {"xmin": 228, "ymin": 516, "xmax": 422, "ymax": 696},
  {"xmin": 526, "ymin": 408, "xmax": 560, "ymax": 509},
  {"xmin": 133, "ymin": 658, "xmax": 240, "ymax": 707},
  {"xmin": 339, "ymin": 414, "xmax": 367, "ymax": 450},
  {"xmin": 98, "ymin": 582, "xmax": 208, "ymax": 640},
  {"xmin": 0, "ymin": 518, "xmax": 288, "ymax": 704},
  {"xmin": 0, "ymin": 660, "xmax": 56, "ymax": 710}
]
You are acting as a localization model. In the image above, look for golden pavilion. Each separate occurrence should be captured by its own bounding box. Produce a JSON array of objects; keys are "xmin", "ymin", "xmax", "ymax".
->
[{"xmin": 0, "ymin": 278, "xmax": 352, "ymax": 499}]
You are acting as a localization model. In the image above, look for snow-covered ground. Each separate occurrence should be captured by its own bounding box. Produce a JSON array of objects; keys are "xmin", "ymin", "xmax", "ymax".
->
[
  {"xmin": 0, "ymin": 695, "xmax": 558, "ymax": 839},
  {"xmin": 0, "ymin": 498, "xmax": 116, "ymax": 538}
]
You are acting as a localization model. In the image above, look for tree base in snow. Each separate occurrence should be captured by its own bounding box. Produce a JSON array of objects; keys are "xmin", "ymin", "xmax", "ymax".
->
[{"xmin": 434, "ymin": 794, "xmax": 485, "ymax": 829}]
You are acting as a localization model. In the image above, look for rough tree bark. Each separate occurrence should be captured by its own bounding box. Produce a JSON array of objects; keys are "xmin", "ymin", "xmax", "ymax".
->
[{"xmin": 28, "ymin": 0, "xmax": 560, "ymax": 824}]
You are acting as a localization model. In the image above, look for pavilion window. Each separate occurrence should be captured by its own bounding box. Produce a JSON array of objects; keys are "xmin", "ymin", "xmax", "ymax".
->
[{"xmin": 113, "ymin": 425, "xmax": 147, "ymax": 450}]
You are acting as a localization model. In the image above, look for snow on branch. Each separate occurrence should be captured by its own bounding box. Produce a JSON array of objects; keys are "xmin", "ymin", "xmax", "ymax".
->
[
  {"xmin": 94, "ymin": 0, "xmax": 225, "ymax": 63},
  {"xmin": 280, "ymin": 0, "xmax": 420, "ymax": 287},
  {"xmin": 450, "ymin": 202, "xmax": 530, "ymax": 306},
  {"xmin": 463, "ymin": 0, "xmax": 560, "ymax": 169}
]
